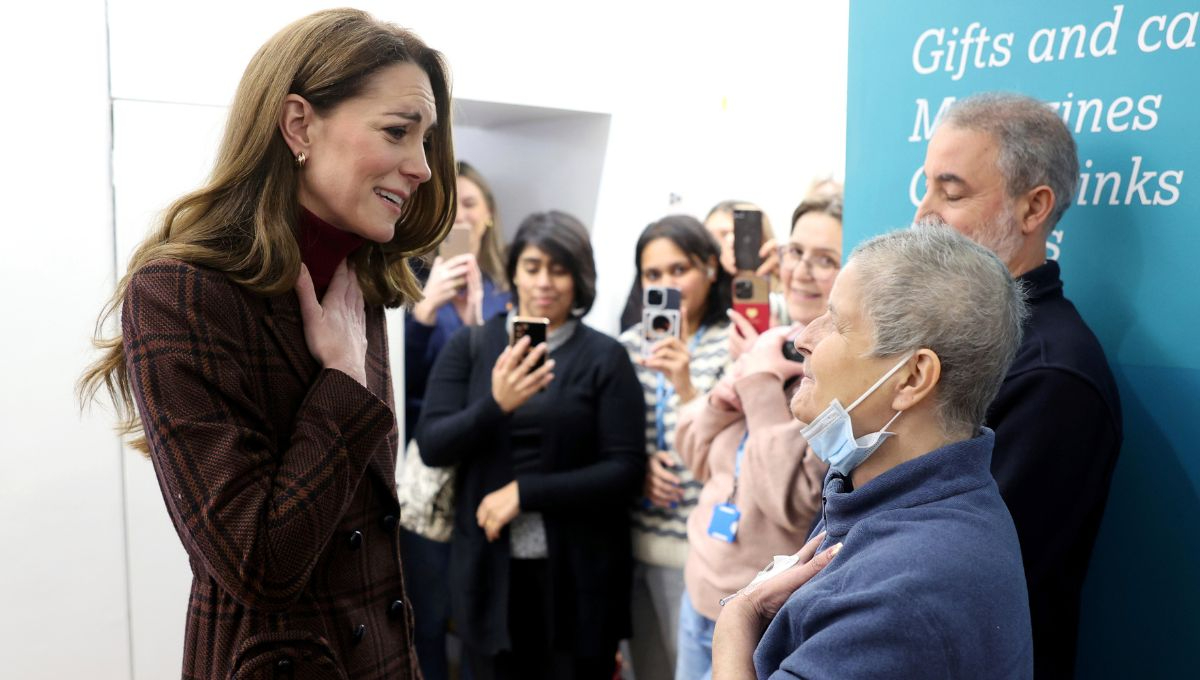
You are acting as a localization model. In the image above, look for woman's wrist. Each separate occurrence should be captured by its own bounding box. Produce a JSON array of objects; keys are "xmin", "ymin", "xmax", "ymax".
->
[
  {"xmin": 676, "ymin": 380, "xmax": 698, "ymax": 404},
  {"xmin": 411, "ymin": 300, "xmax": 437, "ymax": 326}
]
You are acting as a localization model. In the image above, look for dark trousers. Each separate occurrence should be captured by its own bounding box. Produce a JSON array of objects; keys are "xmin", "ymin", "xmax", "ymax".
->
[
  {"xmin": 400, "ymin": 529, "xmax": 455, "ymax": 680},
  {"xmin": 465, "ymin": 559, "xmax": 615, "ymax": 680}
]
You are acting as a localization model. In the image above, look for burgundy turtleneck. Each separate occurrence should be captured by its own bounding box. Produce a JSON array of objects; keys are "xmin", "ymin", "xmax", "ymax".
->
[{"xmin": 298, "ymin": 207, "xmax": 364, "ymax": 298}]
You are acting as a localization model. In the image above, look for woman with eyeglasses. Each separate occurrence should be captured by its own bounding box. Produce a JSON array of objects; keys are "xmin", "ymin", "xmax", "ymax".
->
[{"xmin": 672, "ymin": 187, "xmax": 843, "ymax": 680}]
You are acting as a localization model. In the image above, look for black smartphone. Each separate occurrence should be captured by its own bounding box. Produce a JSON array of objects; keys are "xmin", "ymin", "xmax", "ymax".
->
[
  {"xmin": 733, "ymin": 209, "xmax": 763, "ymax": 271},
  {"xmin": 782, "ymin": 340, "xmax": 805, "ymax": 363},
  {"xmin": 510, "ymin": 316, "xmax": 549, "ymax": 369}
]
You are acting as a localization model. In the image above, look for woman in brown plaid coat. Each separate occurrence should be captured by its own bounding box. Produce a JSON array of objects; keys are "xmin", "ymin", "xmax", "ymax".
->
[{"xmin": 80, "ymin": 9, "xmax": 456, "ymax": 679}]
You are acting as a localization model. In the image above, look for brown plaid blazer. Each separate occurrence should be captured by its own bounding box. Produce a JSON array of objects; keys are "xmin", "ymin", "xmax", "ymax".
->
[{"xmin": 123, "ymin": 260, "xmax": 420, "ymax": 680}]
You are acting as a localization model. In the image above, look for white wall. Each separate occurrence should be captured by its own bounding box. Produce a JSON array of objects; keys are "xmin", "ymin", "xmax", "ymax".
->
[
  {"xmin": 0, "ymin": 2, "xmax": 131, "ymax": 679},
  {"xmin": 104, "ymin": 0, "xmax": 849, "ymax": 333},
  {"xmin": 453, "ymin": 101, "xmax": 612, "ymax": 240},
  {"xmin": 1, "ymin": 1, "xmax": 848, "ymax": 677}
]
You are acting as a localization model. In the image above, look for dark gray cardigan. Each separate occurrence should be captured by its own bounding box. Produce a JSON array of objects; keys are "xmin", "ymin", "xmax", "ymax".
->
[{"xmin": 416, "ymin": 314, "xmax": 645, "ymax": 656}]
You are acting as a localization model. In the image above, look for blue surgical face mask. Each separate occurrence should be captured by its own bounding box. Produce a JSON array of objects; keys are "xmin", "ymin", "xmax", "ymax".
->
[{"xmin": 799, "ymin": 354, "xmax": 912, "ymax": 476}]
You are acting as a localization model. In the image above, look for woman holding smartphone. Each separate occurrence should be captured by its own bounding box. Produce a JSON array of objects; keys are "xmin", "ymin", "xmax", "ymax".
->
[
  {"xmin": 406, "ymin": 160, "xmax": 511, "ymax": 442},
  {"xmin": 416, "ymin": 211, "xmax": 645, "ymax": 680},
  {"xmin": 673, "ymin": 189, "xmax": 843, "ymax": 680},
  {"xmin": 618, "ymin": 215, "xmax": 733, "ymax": 680},
  {"xmin": 401, "ymin": 160, "xmax": 510, "ymax": 680}
]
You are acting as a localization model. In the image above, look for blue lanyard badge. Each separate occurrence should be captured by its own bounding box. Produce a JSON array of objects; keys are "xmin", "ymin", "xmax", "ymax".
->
[
  {"xmin": 707, "ymin": 431, "xmax": 748, "ymax": 543},
  {"xmin": 652, "ymin": 325, "xmax": 706, "ymax": 452}
]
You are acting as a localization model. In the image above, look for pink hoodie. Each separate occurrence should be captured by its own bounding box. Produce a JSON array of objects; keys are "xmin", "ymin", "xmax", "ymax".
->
[{"xmin": 676, "ymin": 371, "xmax": 828, "ymax": 620}]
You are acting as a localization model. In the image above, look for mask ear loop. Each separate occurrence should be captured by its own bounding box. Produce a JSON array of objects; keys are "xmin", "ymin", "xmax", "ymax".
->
[
  {"xmin": 879, "ymin": 409, "xmax": 904, "ymax": 434},
  {"xmin": 846, "ymin": 352, "xmax": 914, "ymax": 413}
]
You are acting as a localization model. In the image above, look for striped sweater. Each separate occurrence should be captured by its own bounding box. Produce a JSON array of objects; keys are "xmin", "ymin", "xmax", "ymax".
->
[{"xmin": 619, "ymin": 321, "xmax": 732, "ymax": 569}]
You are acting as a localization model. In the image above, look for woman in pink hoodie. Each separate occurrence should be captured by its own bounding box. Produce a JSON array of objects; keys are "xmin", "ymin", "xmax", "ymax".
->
[{"xmin": 673, "ymin": 190, "xmax": 843, "ymax": 680}]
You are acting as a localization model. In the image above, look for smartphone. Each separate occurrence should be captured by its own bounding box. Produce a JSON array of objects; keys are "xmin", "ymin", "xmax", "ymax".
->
[
  {"xmin": 510, "ymin": 316, "xmax": 549, "ymax": 369},
  {"xmin": 733, "ymin": 209, "xmax": 763, "ymax": 272},
  {"xmin": 732, "ymin": 274, "xmax": 770, "ymax": 334},
  {"xmin": 439, "ymin": 225, "xmax": 472, "ymax": 260},
  {"xmin": 642, "ymin": 286, "xmax": 682, "ymax": 353},
  {"xmin": 782, "ymin": 337, "xmax": 805, "ymax": 362}
]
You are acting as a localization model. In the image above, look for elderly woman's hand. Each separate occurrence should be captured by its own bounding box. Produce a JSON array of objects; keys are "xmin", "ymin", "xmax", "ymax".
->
[
  {"xmin": 296, "ymin": 260, "xmax": 368, "ymax": 387},
  {"xmin": 711, "ymin": 532, "xmax": 842, "ymax": 680}
]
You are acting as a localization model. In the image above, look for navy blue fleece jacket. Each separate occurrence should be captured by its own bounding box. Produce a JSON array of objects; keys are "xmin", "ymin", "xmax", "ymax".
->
[{"xmin": 754, "ymin": 429, "xmax": 1033, "ymax": 679}]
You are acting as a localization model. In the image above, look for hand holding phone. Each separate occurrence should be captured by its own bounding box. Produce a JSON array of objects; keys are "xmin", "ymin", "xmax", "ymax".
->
[
  {"xmin": 412, "ymin": 254, "xmax": 474, "ymax": 325},
  {"xmin": 491, "ymin": 317, "xmax": 554, "ymax": 413},
  {"xmin": 510, "ymin": 317, "xmax": 549, "ymax": 370},
  {"xmin": 738, "ymin": 325, "xmax": 805, "ymax": 384}
]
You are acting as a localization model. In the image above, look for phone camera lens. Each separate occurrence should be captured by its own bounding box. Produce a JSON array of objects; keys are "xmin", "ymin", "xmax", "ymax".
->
[
  {"xmin": 651, "ymin": 314, "xmax": 672, "ymax": 333},
  {"xmin": 647, "ymin": 290, "xmax": 663, "ymax": 306}
]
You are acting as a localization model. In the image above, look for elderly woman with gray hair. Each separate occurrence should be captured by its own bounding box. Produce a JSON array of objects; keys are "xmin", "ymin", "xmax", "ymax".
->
[{"xmin": 711, "ymin": 223, "xmax": 1033, "ymax": 679}]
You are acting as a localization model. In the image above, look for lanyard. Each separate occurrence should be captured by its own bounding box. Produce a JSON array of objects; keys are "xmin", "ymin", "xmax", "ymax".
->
[
  {"xmin": 728, "ymin": 430, "xmax": 749, "ymax": 504},
  {"xmin": 653, "ymin": 325, "xmax": 707, "ymax": 451}
]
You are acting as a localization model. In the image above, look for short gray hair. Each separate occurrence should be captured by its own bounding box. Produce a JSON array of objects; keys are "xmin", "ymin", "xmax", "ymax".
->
[
  {"xmin": 942, "ymin": 92, "xmax": 1079, "ymax": 232},
  {"xmin": 850, "ymin": 222, "xmax": 1028, "ymax": 437}
]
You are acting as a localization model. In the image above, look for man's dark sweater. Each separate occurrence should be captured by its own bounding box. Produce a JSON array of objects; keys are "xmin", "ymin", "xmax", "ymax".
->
[
  {"xmin": 989, "ymin": 260, "xmax": 1122, "ymax": 678},
  {"xmin": 754, "ymin": 430, "xmax": 1033, "ymax": 679}
]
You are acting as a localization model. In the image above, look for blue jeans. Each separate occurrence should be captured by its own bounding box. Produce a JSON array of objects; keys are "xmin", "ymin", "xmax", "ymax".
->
[
  {"xmin": 400, "ymin": 529, "xmax": 454, "ymax": 680},
  {"xmin": 675, "ymin": 590, "xmax": 716, "ymax": 680},
  {"xmin": 630, "ymin": 563, "xmax": 685, "ymax": 680}
]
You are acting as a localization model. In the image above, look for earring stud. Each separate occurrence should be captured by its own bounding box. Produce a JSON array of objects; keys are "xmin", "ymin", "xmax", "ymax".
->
[{"xmin": 295, "ymin": 152, "xmax": 307, "ymax": 168}]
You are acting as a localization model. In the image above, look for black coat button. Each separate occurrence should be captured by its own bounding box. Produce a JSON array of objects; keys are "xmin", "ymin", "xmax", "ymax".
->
[
  {"xmin": 382, "ymin": 514, "xmax": 397, "ymax": 531},
  {"xmin": 347, "ymin": 530, "xmax": 363, "ymax": 549},
  {"xmin": 275, "ymin": 657, "xmax": 293, "ymax": 676},
  {"xmin": 388, "ymin": 599, "xmax": 404, "ymax": 619},
  {"xmin": 352, "ymin": 624, "xmax": 366, "ymax": 644}
]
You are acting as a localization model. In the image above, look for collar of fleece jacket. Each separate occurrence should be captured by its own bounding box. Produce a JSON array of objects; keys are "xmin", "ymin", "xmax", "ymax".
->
[{"xmin": 820, "ymin": 428, "xmax": 997, "ymax": 538}]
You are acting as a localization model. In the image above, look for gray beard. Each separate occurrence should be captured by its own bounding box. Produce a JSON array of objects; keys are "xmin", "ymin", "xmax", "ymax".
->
[{"xmin": 974, "ymin": 204, "xmax": 1024, "ymax": 266}]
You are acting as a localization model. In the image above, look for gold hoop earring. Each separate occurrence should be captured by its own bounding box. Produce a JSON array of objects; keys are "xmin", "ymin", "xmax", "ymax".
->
[{"xmin": 295, "ymin": 152, "xmax": 307, "ymax": 168}]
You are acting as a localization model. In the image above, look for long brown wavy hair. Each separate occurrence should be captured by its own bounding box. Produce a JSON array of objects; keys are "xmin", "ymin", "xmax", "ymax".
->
[{"xmin": 79, "ymin": 9, "xmax": 456, "ymax": 453}]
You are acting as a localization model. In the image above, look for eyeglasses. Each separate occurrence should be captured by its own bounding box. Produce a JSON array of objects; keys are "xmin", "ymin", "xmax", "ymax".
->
[{"xmin": 778, "ymin": 244, "xmax": 841, "ymax": 279}]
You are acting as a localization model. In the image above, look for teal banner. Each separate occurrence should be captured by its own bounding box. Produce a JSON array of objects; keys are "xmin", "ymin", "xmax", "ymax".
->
[{"xmin": 847, "ymin": 1, "xmax": 1199, "ymax": 675}]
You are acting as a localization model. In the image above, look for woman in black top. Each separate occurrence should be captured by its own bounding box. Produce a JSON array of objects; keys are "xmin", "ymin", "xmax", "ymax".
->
[{"xmin": 416, "ymin": 211, "xmax": 645, "ymax": 680}]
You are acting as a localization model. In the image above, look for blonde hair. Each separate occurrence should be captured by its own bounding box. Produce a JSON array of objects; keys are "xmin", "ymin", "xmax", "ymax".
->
[
  {"xmin": 79, "ymin": 8, "xmax": 456, "ymax": 453},
  {"xmin": 457, "ymin": 160, "xmax": 508, "ymax": 290}
]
